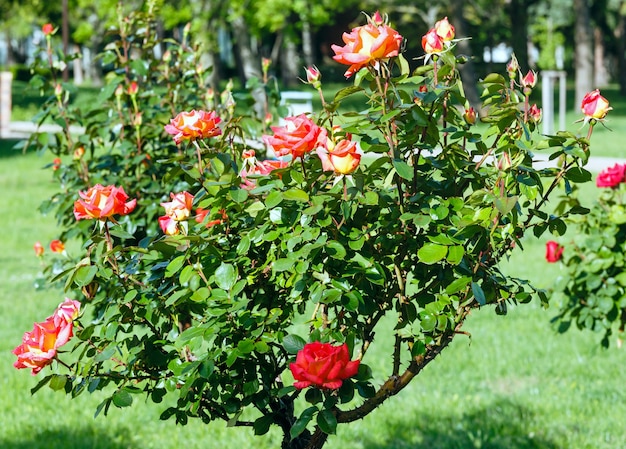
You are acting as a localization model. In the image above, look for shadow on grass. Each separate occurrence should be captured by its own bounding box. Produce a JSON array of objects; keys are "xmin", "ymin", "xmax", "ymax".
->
[
  {"xmin": 362, "ymin": 399, "xmax": 560, "ymax": 449},
  {"xmin": 0, "ymin": 426, "xmax": 134, "ymax": 449},
  {"xmin": 0, "ymin": 139, "xmax": 32, "ymax": 159}
]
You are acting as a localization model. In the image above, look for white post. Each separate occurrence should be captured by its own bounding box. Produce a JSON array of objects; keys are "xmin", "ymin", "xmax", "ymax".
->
[
  {"xmin": 0, "ymin": 71, "xmax": 12, "ymax": 137},
  {"xmin": 540, "ymin": 70, "xmax": 567, "ymax": 135}
]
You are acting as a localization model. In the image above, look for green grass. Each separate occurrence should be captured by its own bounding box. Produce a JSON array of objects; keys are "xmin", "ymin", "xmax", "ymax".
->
[{"xmin": 2, "ymin": 118, "xmax": 626, "ymax": 448}]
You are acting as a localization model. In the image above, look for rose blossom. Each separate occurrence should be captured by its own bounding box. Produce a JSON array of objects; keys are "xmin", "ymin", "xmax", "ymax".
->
[
  {"xmin": 42, "ymin": 23, "xmax": 54, "ymax": 36},
  {"xmin": 158, "ymin": 215, "xmax": 179, "ymax": 235},
  {"xmin": 73, "ymin": 184, "xmax": 137, "ymax": 221},
  {"xmin": 331, "ymin": 13, "xmax": 403, "ymax": 78},
  {"xmin": 161, "ymin": 191, "xmax": 194, "ymax": 221},
  {"xmin": 520, "ymin": 70, "xmax": 537, "ymax": 89},
  {"xmin": 195, "ymin": 208, "xmax": 227, "ymax": 228},
  {"xmin": 164, "ymin": 110, "xmax": 222, "ymax": 144},
  {"xmin": 289, "ymin": 342, "xmax": 360, "ymax": 389},
  {"xmin": 596, "ymin": 164, "xmax": 626, "ymax": 188},
  {"xmin": 528, "ymin": 104, "xmax": 542, "ymax": 123},
  {"xmin": 545, "ymin": 240, "xmax": 564, "ymax": 263},
  {"xmin": 13, "ymin": 299, "xmax": 80, "ymax": 375},
  {"xmin": 34, "ymin": 241, "xmax": 44, "ymax": 257},
  {"xmin": 262, "ymin": 114, "xmax": 327, "ymax": 160},
  {"xmin": 50, "ymin": 239, "xmax": 65, "ymax": 253},
  {"xmin": 316, "ymin": 137, "xmax": 362, "ymax": 175},
  {"xmin": 422, "ymin": 28, "xmax": 444, "ymax": 54},
  {"xmin": 434, "ymin": 17, "xmax": 455, "ymax": 41},
  {"xmin": 581, "ymin": 89, "xmax": 612, "ymax": 120}
]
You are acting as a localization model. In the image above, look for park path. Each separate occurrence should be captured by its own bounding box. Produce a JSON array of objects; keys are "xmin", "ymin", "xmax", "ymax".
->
[{"xmin": 2, "ymin": 120, "xmax": 621, "ymax": 172}]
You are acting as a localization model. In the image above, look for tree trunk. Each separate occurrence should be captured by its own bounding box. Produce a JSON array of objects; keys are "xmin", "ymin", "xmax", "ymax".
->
[
  {"xmin": 281, "ymin": 38, "xmax": 301, "ymax": 88},
  {"xmin": 229, "ymin": 14, "xmax": 266, "ymax": 118},
  {"xmin": 617, "ymin": 2, "xmax": 626, "ymax": 94},
  {"xmin": 449, "ymin": 0, "xmax": 482, "ymax": 112},
  {"xmin": 508, "ymin": 0, "xmax": 530, "ymax": 70},
  {"xmin": 574, "ymin": 0, "xmax": 594, "ymax": 110},
  {"xmin": 594, "ymin": 27, "xmax": 609, "ymax": 87},
  {"xmin": 301, "ymin": 19, "xmax": 314, "ymax": 67}
]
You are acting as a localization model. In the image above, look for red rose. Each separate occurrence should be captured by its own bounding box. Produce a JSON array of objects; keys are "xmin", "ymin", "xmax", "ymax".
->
[
  {"xmin": 289, "ymin": 342, "xmax": 360, "ymax": 389},
  {"xmin": 545, "ymin": 240, "xmax": 564, "ymax": 263},
  {"xmin": 49, "ymin": 239, "xmax": 65, "ymax": 253},
  {"xmin": 596, "ymin": 164, "xmax": 626, "ymax": 188}
]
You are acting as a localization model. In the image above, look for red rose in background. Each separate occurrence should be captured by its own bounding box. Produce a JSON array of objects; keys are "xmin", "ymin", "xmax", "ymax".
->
[
  {"xmin": 262, "ymin": 114, "xmax": 327, "ymax": 160},
  {"xmin": 289, "ymin": 342, "xmax": 360, "ymax": 389},
  {"xmin": 545, "ymin": 241, "xmax": 564, "ymax": 263},
  {"xmin": 331, "ymin": 15, "xmax": 403, "ymax": 78},
  {"xmin": 73, "ymin": 184, "xmax": 137, "ymax": 221},
  {"xmin": 596, "ymin": 164, "xmax": 626, "ymax": 188},
  {"xmin": 33, "ymin": 241, "xmax": 44, "ymax": 257}
]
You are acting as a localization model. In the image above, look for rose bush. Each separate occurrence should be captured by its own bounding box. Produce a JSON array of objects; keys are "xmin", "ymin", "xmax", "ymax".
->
[{"xmin": 18, "ymin": 5, "xmax": 598, "ymax": 449}]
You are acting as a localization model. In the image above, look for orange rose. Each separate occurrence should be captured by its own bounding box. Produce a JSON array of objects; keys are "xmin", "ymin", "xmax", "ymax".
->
[
  {"xmin": 73, "ymin": 184, "xmax": 137, "ymax": 221},
  {"xmin": 239, "ymin": 158, "xmax": 289, "ymax": 190},
  {"xmin": 49, "ymin": 239, "xmax": 65, "ymax": 253},
  {"xmin": 331, "ymin": 17, "xmax": 403, "ymax": 78},
  {"xmin": 262, "ymin": 114, "xmax": 327, "ymax": 160},
  {"xmin": 289, "ymin": 342, "xmax": 360, "ymax": 389},
  {"xmin": 581, "ymin": 89, "xmax": 611, "ymax": 120},
  {"xmin": 164, "ymin": 110, "xmax": 222, "ymax": 144},
  {"xmin": 316, "ymin": 138, "xmax": 361, "ymax": 175},
  {"xmin": 42, "ymin": 23, "xmax": 54, "ymax": 36}
]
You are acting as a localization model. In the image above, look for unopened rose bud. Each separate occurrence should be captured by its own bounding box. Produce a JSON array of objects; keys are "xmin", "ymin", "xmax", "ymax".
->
[
  {"xmin": 162, "ymin": 50, "xmax": 172, "ymax": 63},
  {"xmin": 528, "ymin": 104, "xmax": 542, "ymax": 123},
  {"xmin": 127, "ymin": 81, "xmax": 138, "ymax": 96},
  {"xmin": 581, "ymin": 89, "xmax": 612, "ymax": 120},
  {"xmin": 520, "ymin": 70, "xmax": 537, "ymax": 89},
  {"xmin": 73, "ymin": 146, "xmax": 85, "ymax": 160},
  {"xmin": 133, "ymin": 112, "xmax": 142, "ymax": 127},
  {"xmin": 497, "ymin": 151, "xmax": 512, "ymax": 171},
  {"xmin": 434, "ymin": 17, "xmax": 455, "ymax": 42},
  {"xmin": 115, "ymin": 84, "xmax": 124, "ymax": 97},
  {"xmin": 463, "ymin": 107, "xmax": 477, "ymax": 126},
  {"xmin": 262, "ymin": 58, "xmax": 271, "ymax": 74},
  {"xmin": 33, "ymin": 241, "xmax": 44, "ymax": 257},
  {"xmin": 304, "ymin": 65, "xmax": 322, "ymax": 89},
  {"xmin": 42, "ymin": 23, "xmax": 54, "ymax": 36},
  {"xmin": 54, "ymin": 83, "xmax": 63, "ymax": 98},
  {"xmin": 506, "ymin": 54, "xmax": 519, "ymax": 79},
  {"xmin": 371, "ymin": 11, "xmax": 384, "ymax": 26}
]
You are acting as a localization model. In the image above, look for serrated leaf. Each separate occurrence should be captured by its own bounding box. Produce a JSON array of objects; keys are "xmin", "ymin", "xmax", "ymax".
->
[
  {"xmin": 284, "ymin": 188, "xmax": 309, "ymax": 202},
  {"xmin": 392, "ymin": 159, "xmax": 414, "ymax": 181},
  {"xmin": 283, "ymin": 334, "xmax": 306, "ymax": 354},
  {"xmin": 471, "ymin": 282, "xmax": 487, "ymax": 305},
  {"xmin": 317, "ymin": 409, "xmax": 337, "ymax": 435},
  {"xmin": 290, "ymin": 406, "xmax": 317, "ymax": 440},
  {"xmin": 214, "ymin": 263, "xmax": 237, "ymax": 290},
  {"xmin": 112, "ymin": 389, "xmax": 133, "ymax": 408},
  {"xmin": 417, "ymin": 243, "xmax": 448, "ymax": 265}
]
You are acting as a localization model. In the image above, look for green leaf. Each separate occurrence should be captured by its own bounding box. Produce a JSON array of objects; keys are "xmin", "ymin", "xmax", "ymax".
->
[
  {"xmin": 417, "ymin": 243, "xmax": 448, "ymax": 265},
  {"xmin": 73, "ymin": 265, "xmax": 98, "ymax": 287},
  {"xmin": 565, "ymin": 167, "xmax": 592, "ymax": 183},
  {"xmin": 446, "ymin": 245, "xmax": 465, "ymax": 265},
  {"xmin": 112, "ymin": 389, "xmax": 133, "ymax": 408},
  {"xmin": 229, "ymin": 188, "xmax": 249, "ymax": 203},
  {"xmin": 94, "ymin": 345, "xmax": 117, "ymax": 363},
  {"xmin": 274, "ymin": 258, "xmax": 295, "ymax": 272},
  {"xmin": 317, "ymin": 409, "xmax": 337, "ymax": 435},
  {"xmin": 283, "ymin": 334, "xmax": 307, "ymax": 354},
  {"xmin": 214, "ymin": 263, "xmax": 237, "ymax": 290},
  {"xmin": 254, "ymin": 414, "xmax": 275, "ymax": 436},
  {"xmin": 471, "ymin": 282, "xmax": 487, "ymax": 305},
  {"xmin": 392, "ymin": 159, "xmax": 414, "ymax": 181},
  {"xmin": 165, "ymin": 255, "xmax": 186, "ymax": 278},
  {"xmin": 494, "ymin": 196, "xmax": 518, "ymax": 215},
  {"xmin": 48, "ymin": 374, "xmax": 67, "ymax": 391},
  {"xmin": 284, "ymin": 188, "xmax": 309, "ymax": 202},
  {"xmin": 326, "ymin": 241, "xmax": 347, "ymax": 259},
  {"xmin": 290, "ymin": 406, "xmax": 317, "ymax": 440}
]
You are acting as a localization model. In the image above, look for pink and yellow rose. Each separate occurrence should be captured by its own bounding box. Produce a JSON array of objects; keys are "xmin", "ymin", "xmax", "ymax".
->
[
  {"xmin": 581, "ymin": 89, "xmax": 611, "ymax": 120},
  {"xmin": 316, "ymin": 135, "xmax": 362, "ymax": 175},
  {"xmin": 262, "ymin": 114, "xmax": 327, "ymax": 160},
  {"xmin": 331, "ymin": 13, "xmax": 403, "ymax": 78},
  {"xmin": 164, "ymin": 110, "xmax": 222, "ymax": 144},
  {"xmin": 73, "ymin": 184, "xmax": 137, "ymax": 221}
]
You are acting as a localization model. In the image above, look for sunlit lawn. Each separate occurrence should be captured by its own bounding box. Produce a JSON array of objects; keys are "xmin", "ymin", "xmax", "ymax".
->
[{"xmin": 3, "ymin": 79, "xmax": 626, "ymax": 448}]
